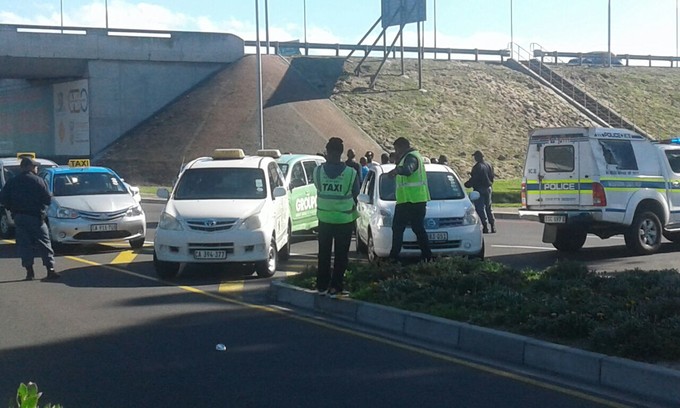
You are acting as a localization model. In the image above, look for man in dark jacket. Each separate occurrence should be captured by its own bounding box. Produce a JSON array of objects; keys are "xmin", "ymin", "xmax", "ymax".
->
[
  {"xmin": 0, "ymin": 157, "xmax": 59, "ymax": 280},
  {"xmin": 465, "ymin": 150, "xmax": 496, "ymax": 233}
]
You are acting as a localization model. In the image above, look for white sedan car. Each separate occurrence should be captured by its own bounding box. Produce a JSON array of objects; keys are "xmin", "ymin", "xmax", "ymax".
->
[{"xmin": 356, "ymin": 163, "xmax": 484, "ymax": 262}]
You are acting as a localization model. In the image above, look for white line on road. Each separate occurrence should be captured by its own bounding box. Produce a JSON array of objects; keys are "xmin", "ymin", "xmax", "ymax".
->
[{"xmin": 491, "ymin": 244, "xmax": 555, "ymax": 251}]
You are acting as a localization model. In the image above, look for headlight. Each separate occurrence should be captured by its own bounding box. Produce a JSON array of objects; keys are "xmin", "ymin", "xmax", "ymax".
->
[
  {"xmin": 126, "ymin": 205, "xmax": 144, "ymax": 217},
  {"xmin": 377, "ymin": 209, "xmax": 392, "ymax": 228},
  {"xmin": 158, "ymin": 212, "xmax": 183, "ymax": 231},
  {"xmin": 463, "ymin": 205, "xmax": 479, "ymax": 225},
  {"xmin": 56, "ymin": 207, "xmax": 79, "ymax": 219},
  {"xmin": 239, "ymin": 214, "xmax": 262, "ymax": 230}
]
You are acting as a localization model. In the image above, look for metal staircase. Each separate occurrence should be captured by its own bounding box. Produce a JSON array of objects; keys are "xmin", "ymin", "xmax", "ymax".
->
[{"xmin": 506, "ymin": 44, "xmax": 651, "ymax": 139}]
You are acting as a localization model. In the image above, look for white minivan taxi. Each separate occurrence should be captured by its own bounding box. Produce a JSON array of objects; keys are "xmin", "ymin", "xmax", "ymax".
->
[
  {"xmin": 153, "ymin": 149, "xmax": 291, "ymax": 278},
  {"xmin": 356, "ymin": 163, "xmax": 484, "ymax": 262}
]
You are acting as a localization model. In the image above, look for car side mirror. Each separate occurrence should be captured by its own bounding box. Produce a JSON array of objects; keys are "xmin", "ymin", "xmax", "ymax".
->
[
  {"xmin": 157, "ymin": 188, "xmax": 170, "ymax": 200},
  {"xmin": 273, "ymin": 186, "xmax": 287, "ymax": 198},
  {"xmin": 357, "ymin": 193, "xmax": 371, "ymax": 204},
  {"xmin": 468, "ymin": 191, "xmax": 480, "ymax": 201}
]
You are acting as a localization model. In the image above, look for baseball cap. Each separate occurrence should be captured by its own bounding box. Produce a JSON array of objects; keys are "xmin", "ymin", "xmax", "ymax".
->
[{"xmin": 472, "ymin": 150, "xmax": 484, "ymax": 158}]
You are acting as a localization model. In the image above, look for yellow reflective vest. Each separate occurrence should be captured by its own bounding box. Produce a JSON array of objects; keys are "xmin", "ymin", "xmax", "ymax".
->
[
  {"xmin": 314, "ymin": 165, "xmax": 358, "ymax": 224},
  {"xmin": 396, "ymin": 151, "xmax": 430, "ymax": 204}
]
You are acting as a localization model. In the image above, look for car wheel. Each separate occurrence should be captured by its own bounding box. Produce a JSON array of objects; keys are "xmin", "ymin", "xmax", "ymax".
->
[
  {"xmin": 0, "ymin": 209, "xmax": 14, "ymax": 238},
  {"xmin": 255, "ymin": 237, "xmax": 277, "ymax": 278},
  {"xmin": 129, "ymin": 237, "xmax": 145, "ymax": 249},
  {"xmin": 625, "ymin": 211, "xmax": 662, "ymax": 255},
  {"xmin": 153, "ymin": 252, "xmax": 180, "ymax": 279},
  {"xmin": 367, "ymin": 232, "xmax": 380, "ymax": 263},
  {"xmin": 470, "ymin": 240, "xmax": 485, "ymax": 260},
  {"xmin": 278, "ymin": 222, "xmax": 291, "ymax": 261},
  {"xmin": 552, "ymin": 227, "xmax": 587, "ymax": 252}
]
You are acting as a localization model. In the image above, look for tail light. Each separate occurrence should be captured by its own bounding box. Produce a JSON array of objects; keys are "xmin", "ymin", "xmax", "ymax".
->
[
  {"xmin": 520, "ymin": 182, "xmax": 527, "ymax": 208},
  {"xmin": 592, "ymin": 182, "xmax": 607, "ymax": 206}
]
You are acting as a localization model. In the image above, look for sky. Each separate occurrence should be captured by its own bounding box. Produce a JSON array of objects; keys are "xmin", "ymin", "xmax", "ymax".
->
[{"xmin": 1, "ymin": 0, "xmax": 679, "ymax": 59}]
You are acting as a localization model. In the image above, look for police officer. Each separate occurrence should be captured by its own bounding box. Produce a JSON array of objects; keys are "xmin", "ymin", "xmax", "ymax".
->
[
  {"xmin": 387, "ymin": 137, "xmax": 433, "ymax": 262},
  {"xmin": 313, "ymin": 137, "xmax": 360, "ymax": 298},
  {"xmin": 0, "ymin": 157, "xmax": 59, "ymax": 280}
]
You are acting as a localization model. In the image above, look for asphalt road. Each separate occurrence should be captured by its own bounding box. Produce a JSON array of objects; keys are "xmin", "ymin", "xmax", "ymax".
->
[{"xmin": 0, "ymin": 202, "xmax": 672, "ymax": 407}]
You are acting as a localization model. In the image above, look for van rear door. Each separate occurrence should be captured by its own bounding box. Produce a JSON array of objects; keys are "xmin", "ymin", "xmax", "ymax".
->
[{"xmin": 525, "ymin": 132, "xmax": 585, "ymax": 209}]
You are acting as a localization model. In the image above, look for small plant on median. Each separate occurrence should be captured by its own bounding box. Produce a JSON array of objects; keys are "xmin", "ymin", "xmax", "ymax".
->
[
  {"xmin": 8, "ymin": 382, "xmax": 61, "ymax": 408},
  {"xmin": 285, "ymin": 258, "xmax": 680, "ymax": 363}
]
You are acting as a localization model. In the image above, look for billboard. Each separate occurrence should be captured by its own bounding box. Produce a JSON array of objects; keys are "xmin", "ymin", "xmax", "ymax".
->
[
  {"xmin": 54, "ymin": 79, "xmax": 90, "ymax": 156},
  {"xmin": 381, "ymin": 0, "xmax": 426, "ymax": 29}
]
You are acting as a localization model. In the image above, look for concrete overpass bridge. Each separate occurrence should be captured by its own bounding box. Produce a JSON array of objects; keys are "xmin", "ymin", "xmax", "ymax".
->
[{"xmin": 0, "ymin": 24, "xmax": 243, "ymax": 160}]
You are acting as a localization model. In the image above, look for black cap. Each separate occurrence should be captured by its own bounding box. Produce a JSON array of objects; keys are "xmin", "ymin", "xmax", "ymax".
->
[
  {"xmin": 20, "ymin": 157, "xmax": 39, "ymax": 168},
  {"xmin": 473, "ymin": 150, "xmax": 484, "ymax": 158}
]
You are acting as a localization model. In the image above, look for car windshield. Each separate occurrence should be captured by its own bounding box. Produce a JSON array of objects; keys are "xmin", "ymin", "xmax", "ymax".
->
[
  {"xmin": 379, "ymin": 171, "xmax": 465, "ymax": 201},
  {"xmin": 3, "ymin": 164, "xmax": 56, "ymax": 184},
  {"xmin": 174, "ymin": 168, "xmax": 267, "ymax": 200},
  {"xmin": 53, "ymin": 172, "xmax": 128, "ymax": 196}
]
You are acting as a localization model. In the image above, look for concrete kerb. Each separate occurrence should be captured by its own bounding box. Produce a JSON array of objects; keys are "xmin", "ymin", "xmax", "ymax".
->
[{"xmin": 270, "ymin": 280, "xmax": 680, "ymax": 406}]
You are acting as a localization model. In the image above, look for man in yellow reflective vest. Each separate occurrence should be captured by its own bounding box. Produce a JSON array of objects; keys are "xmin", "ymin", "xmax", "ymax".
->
[
  {"xmin": 313, "ymin": 137, "xmax": 360, "ymax": 298},
  {"xmin": 387, "ymin": 137, "xmax": 433, "ymax": 262}
]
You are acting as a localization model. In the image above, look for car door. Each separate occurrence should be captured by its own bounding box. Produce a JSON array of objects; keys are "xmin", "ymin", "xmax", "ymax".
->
[
  {"xmin": 356, "ymin": 169, "xmax": 377, "ymax": 244},
  {"xmin": 268, "ymin": 162, "xmax": 289, "ymax": 245},
  {"xmin": 287, "ymin": 161, "xmax": 310, "ymax": 231}
]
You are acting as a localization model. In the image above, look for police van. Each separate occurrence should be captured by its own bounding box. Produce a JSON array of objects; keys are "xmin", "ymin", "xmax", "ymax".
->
[
  {"xmin": 153, "ymin": 149, "xmax": 291, "ymax": 278},
  {"xmin": 257, "ymin": 150, "xmax": 325, "ymax": 233},
  {"xmin": 519, "ymin": 127, "xmax": 680, "ymax": 255}
]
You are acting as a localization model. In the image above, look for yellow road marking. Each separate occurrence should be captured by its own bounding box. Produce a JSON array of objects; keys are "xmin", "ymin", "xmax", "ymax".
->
[
  {"xmin": 218, "ymin": 281, "xmax": 244, "ymax": 293},
  {"xmin": 23, "ymin": 251, "xmax": 632, "ymax": 408},
  {"xmin": 110, "ymin": 250, "xmax": 138, "ymax": 265}
]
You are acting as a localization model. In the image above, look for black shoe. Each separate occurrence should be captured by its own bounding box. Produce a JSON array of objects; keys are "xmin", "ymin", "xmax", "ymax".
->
[
  {"xmin": 482, "ymin": 226, "xmax": 489, "ymax": 234},
  {"xmin": 43, "ymin": 269, "xmax": 61, "ymax": 280},
  {"xmin": 490, "ymin": 225, "xmax": 497, "ymax": 233},
  {"xmin": 24, "ymin": 275, "xmax": 34, "ymax": 281},
  {"xmin": 24, "ymin": 266, "xmax": 35, "ymax": 281}
]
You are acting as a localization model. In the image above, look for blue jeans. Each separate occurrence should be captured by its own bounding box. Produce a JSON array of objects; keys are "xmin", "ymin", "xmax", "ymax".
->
[{"xmin": 14, "ymin": 213, "xmax": 55, "ymax": 269}]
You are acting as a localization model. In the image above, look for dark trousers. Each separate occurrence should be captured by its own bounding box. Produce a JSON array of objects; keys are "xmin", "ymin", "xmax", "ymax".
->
[
  {"xmin": 474, "ymin": 187, "xmax": 495, "ymax": 227},
  {"xmin": 389, "ymin": 202, "xmax": 432, "ymax": 261},
  {"xmin": 317, "ymin": 221, "xmax": 354, "ymax": 292},
  {"xmin": 14, "ymin": 213, "xmax": 55, "ymax": 270}
]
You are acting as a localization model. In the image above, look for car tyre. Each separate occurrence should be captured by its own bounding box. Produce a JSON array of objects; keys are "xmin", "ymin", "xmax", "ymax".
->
[
  {"xmin": 255, "ymin": 237, "xmax": 277, "ymax": 278},
  {"xmin": 624, "ymin": 211, "xmax": 662, "ymax": 255},
  {"xmin": 129, "ymin": 237, "xmax": 145, "ymax": 249},
  {"xmin": 153, "ymin": 252, "xmax": 180, "ymax": 279},
  {"xmin": 367, "ymin": 232, "xmax": 381, "ymax": 263},
  {"xmin": 278, "ymin": 222, "xmax": 291, "ymax": 261},
  {"xmin": 0, "ymin": 209, "xmax": 14, "ymax": 238},
  {"xmin": 552, "ymin": 227, "xmax": 587, "ymax": 252},
  {"xmin": 470, "ymin": 240, "xmax": 485, "ymax": 260}
]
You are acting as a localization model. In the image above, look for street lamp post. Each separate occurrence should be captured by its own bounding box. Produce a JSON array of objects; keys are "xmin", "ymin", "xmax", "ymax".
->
[
  {"xmin": 510, "ymin": 0, "xmax": 514, "ymax": 59},
  {"xmin": 255, "ymin": 0, "xmax": 264, "ymax": 149},
  {"xmin": 60, "ymin": 0, "xmax": 64, "ymax": 33},
  {"xmin": 265, "ymin": 0, "xmax": 270, "ymax": 55},
  {"xmin": 303, "ymin": 0, "xmax": 307, "ymax": 45},
  {"xmin": 608, "ymin": 0, "xmax": 612, "ymax": 67},
  {"xmin": 105, "ymin": 0, "xmax": 109, "ymax": 29},
  {"xmin": 433, "ymin": 0, "xmax": 437, "ymax": 59}
]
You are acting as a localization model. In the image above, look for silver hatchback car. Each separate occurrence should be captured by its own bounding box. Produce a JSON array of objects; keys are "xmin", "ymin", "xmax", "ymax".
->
[{"xmin": 41, "ymin": 166, "xmax": 146, "ymax": 249}]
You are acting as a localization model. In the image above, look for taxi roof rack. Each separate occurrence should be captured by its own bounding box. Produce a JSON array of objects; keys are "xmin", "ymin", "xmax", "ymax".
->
[
  {"xmin": 256, "ymin": 149, "xmax": 282, "ymax": 158},
  {"xmin": 213, "ymin": 149, "xmax": 245, "ymax": 159}
]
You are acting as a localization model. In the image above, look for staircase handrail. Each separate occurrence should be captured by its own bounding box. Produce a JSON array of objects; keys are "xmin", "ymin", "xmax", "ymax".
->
[{"xmin": 529, "ymin": 43, "xmax": 570, "ymax": 64}]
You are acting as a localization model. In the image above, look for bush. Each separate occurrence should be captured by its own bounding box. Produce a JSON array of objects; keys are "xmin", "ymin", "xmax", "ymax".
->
[
  {"xmin": 285, "ymin": 257, "xmax": 680, "ymax": 363},
  {"xmin": 8, "ymin": 382, "xmax": 61, "ymax": 408}
]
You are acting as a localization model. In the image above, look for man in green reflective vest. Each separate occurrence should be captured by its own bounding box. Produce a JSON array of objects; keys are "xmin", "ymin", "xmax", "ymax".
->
[
  {"xmin": 313, "ymin": 137, "xmax": 360, "ymax": 298},
  {"xmin": 387, "ymin": 137, "xmax": 433, "ymax": 262}
]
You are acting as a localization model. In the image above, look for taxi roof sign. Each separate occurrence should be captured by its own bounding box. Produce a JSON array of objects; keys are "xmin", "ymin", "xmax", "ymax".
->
[
  {"xmin": 17, "ymin": 152, "xmax": 36, "ymax": 159},
  {"xmin": 256, "ymin": 149, "xmax": 282, "ymax": 158},
  {"xmin": 212, "ymin": 149, "xmax": 245, "ymax": 160},
  {"xmin": 68, "ymin": 158, "xmax": 91, "ymax": 167}
]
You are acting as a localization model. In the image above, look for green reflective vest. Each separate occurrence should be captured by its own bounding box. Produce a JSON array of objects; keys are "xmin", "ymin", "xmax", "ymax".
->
[
  {"xmin": 314, "ymin": 165, "xmax": 358, "ymax": 224},
  {"xmin": 395, "ymin": 151, "xmax": 430, "ymax": 204}
]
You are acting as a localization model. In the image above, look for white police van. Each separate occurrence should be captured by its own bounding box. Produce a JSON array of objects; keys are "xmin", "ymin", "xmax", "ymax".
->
[
  {"xmin": 519, "ymin": 127, "xmax": 680, "ymax": 255},
  {"xmin": 153, "ymin": 149, "xmax": 291, "ymax": 278}
]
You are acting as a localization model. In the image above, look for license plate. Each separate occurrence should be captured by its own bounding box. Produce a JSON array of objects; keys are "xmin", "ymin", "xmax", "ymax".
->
[
  {"xmin": 193, "ymin": 250, "xmax": 227, "ymax": 260},
  {"xmin": 91, "ymin": 223, "xmax": 117, "ymax": 232},
  {"xmin": 544, "ymin": 215, "xmax": 567, "ymax": 224},
  {"xmin": 428, "ymin": 232, "xmax": 448, "ymax": 242}
]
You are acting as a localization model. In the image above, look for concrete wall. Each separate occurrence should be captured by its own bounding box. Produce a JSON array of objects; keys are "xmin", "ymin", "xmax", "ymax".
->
[{"xmin": 0, "ymin": 25, "xmax": 245, "ymax": 158}]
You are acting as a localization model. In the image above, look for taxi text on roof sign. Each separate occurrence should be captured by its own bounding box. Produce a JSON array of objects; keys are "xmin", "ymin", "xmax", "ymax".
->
[{"xmin": 68, "ymin": 158, "xmax": 91, "ymax": 167}]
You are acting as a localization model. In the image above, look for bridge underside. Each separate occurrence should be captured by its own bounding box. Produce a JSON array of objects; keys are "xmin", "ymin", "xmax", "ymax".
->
[{"xmin": 0, "ymin": 56, "xmax": 88, "ymax": 79}]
